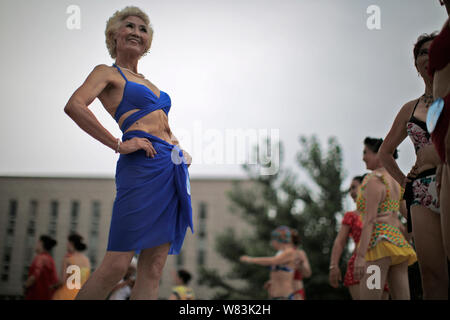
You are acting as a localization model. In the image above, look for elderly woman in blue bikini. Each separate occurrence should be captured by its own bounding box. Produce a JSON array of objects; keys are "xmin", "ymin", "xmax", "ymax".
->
[{"xmin": 64, "ymin": 6, "xmax": 193, "ymax": 300}]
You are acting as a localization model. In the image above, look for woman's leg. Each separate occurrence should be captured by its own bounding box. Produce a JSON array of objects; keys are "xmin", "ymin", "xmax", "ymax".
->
[
  {"xmin": 348, "ymin": 284, "xmax": 360, "ymax": 300},
  {"xmin": 387, "ymin": 260, "xmax": 410, "ymax": 300},
  {"xmin": 359, "ymin": 256, "xmax": 390, "ymax": 300},
  {"xmin": 75, "ymin": 250, "xmax": 134, "ymax": 300},
  {"xmin": 411, "ymin": 205, "xmax": 448, "ymax": 299},
  {"xmin": 381, "ymin": 288, "xmax": 390, "ymax": 300},
  {"xmin": 129, "ymin": 242, "xmax": 171, "ymax": 300}
]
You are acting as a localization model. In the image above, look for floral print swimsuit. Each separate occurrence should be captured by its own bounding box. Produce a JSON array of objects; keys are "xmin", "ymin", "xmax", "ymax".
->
[{"xmin": 405, "ymin": 99, "xmax": 440, "ymax": 214}]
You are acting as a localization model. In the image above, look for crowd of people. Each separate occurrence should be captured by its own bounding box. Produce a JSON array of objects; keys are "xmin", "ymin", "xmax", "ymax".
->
[
  {"xmin": 240, "ymin": 0, "xmax": 450, "ymax": 300},
  {"xmin": 23, "ymin": 233, "xmax": 195, "ymax": 300},
  {"xmin": 21, "ymin": 1, "xmax": 450, "ymax": 300}
]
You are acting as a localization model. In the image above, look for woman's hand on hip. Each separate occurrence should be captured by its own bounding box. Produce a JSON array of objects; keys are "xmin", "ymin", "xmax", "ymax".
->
[{"xmin": 119, "ymin": 137, "xmax": 157, "ymax": 158}]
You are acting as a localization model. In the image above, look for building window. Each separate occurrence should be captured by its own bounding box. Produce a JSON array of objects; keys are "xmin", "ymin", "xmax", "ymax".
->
[
  {"xmin": 48, "ymin": 201, "xmax": 59, "ymax": 238},
  {"xmin": 88, "ymin": 201, "xmax": 101, "ymax": 269},
  {"xmin": 176, "ymin": 252, "xmax": 184, "ymax": 267},
  {"xmin": 23, "ymin": 200, "xmax": 38, "ymax": 281},
  {"xmin": 2, "ymin": 200, "xmax": 17, "ymax": 282},
  {"xmin": 69, "ymin": 201, "xmax": 79, "ymax": 233},
  {"xmin": 197, "ymin": 202, "xmax": 208, "ymax": 278}
]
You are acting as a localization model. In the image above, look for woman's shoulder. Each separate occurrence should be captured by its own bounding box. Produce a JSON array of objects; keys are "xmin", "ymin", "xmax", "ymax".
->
[
  {"xmin": 72, "ymin": 253, "xmax": 90, "ymax": 265},
  {"xmin": 89, "ymin": 64, "xmax": 116, "ymax": 79},
  {"xmin": 398, "ymin": 98, "xmax": 419, "ymax": 120},
  {"xmin": 363, "ymin": 172, "xmax": 386, "ymax": 190}
]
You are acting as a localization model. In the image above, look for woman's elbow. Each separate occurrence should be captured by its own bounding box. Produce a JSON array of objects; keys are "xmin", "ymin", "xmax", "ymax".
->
[
  {"xmin": 64, "ymin": 98, "xmax": 84, "ymax": 117},
  {"xmin": 64, "ymin": 100, "xmax": 76, "ymax": 116},
  {"xmin": 304, "ymin": 269, "xmax": 312, "ymax": 278}
]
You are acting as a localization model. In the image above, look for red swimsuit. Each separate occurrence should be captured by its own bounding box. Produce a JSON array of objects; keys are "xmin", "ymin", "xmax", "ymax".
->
[{"xmin": 342, "ymin": 211, "xmax": 362, "ymax": 287}]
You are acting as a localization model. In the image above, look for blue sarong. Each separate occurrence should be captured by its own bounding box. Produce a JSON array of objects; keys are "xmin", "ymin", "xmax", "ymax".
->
[{"xmin": 107, "ymin": 130, "xmax": 193, "ymax": 255}]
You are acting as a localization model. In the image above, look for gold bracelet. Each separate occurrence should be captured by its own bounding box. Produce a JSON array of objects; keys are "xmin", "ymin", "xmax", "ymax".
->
[{"xmin": 115, "ymin": 138, "xmax": 121, "ymax": 154}]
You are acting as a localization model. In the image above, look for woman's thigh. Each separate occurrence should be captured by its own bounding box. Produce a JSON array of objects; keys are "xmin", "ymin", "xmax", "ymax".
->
[
  {"xmin": 411, "ymin": 206, "xmax": 447, "ymax": 276},
  {"xmin": 348, "ymin": 284, "xmax": 360, "ymax": 300},
  {"xmin": 359, "ymin": 257, "xmax": 390, "ymax": 300},
  {"xmin": 387, "ymin": 260, "xmax": 410, "ymax": 300}
]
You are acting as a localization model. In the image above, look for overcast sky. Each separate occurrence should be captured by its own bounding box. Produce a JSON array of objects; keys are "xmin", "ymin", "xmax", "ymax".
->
[{"xmin": 0, "ymin": 0, "xmax": 448, "ymax": 207}]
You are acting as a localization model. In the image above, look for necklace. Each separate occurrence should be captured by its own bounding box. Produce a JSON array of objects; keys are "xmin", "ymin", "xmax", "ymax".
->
[
  {"xmin": 421, "ymin": 93, "xmax": 434, "ymax": 108},
  {"xmin": 115, "ymin": 64, "xmax": 145, "ymax": 79}
]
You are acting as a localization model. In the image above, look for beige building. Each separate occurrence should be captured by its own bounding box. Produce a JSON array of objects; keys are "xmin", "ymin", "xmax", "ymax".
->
[{"xmin": 0, "ymin": 176, "xmax": 252, "ymax": 299}]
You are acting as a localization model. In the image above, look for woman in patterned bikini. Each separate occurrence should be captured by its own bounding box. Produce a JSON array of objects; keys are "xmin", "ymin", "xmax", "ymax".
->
[
  {"xmin": 355, "ymin": 138, "xmax": 417, "ymax": 300},
  {"xmin": 379, "ymin": 32, "xmax": 449, "ymax": 299}
]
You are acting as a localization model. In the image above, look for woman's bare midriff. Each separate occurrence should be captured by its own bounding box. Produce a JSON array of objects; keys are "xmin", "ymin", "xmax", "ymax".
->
[
  {"xmin": 119, "ymin": 109, "xmax": 173, "ymax": 144},
  {"xmin": 269, "ymin": 271, "xmax": 294, "ymax": 298},
  {"xmin": 413, "ymin": 144, "xmax": 442, "ymax": 174}
]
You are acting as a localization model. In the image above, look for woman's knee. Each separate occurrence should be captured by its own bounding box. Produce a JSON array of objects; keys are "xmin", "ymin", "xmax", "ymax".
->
[
  {"xmin": 138, "ymin": 256, "xmax": 166, "ymax": 281},
  {"xmin": 98, "ymin": 255, "xmax": 132, "ymax": 283}
]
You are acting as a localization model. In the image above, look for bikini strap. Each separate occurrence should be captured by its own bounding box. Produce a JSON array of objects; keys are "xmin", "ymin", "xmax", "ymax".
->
[
  {"xmin": 410, "ymin": 98, "xmax": 420, "ymax": 119},
  {"xmin": 113, "ymin": 63, "xmax": 128, "ymax": 82}
]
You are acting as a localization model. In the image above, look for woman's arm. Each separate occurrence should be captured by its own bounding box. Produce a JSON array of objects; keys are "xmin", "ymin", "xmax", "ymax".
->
[
  {"xmin": 64, "ymin": 65, "xmax": 120, "ymax": 152},
  {"xmin": 24, "ymin": 275, "xmax": 36, "ymax": 289},
  {"xmin": 64, "ymin": 65, "xmax": 156, "ymax": 157},
  {"xmin": 298, "ymin": 250, "xmax": 312, "ymax": 278},
  {"xmin": 328, "ymin": 224, "xmax": 350, "ymax": 287},
  {"xmin": 379, "ymin": 103, "xmax": 411, "ymax": 186},
  {"xmin": 354, "ymin": 178, "xmax": 384, "ymax": 280},
  {"xmin": 329, "ymin": 224, "xmax": 350, "ymax": 268},
  {"xmin": 240, "ymin": 250, "xmax": 295, "ymax": 266}
]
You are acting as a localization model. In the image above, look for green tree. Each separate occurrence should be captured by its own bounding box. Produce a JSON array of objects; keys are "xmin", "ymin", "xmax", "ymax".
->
[{"xmin": 199, "ymin": 135, "xmax": 351, "ymax": 299}]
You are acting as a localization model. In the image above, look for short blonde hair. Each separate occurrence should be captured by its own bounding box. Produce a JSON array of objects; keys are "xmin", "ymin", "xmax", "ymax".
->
[{"xmin": 105, "ymin": 6, "xmax": 153, "ymax": 59}]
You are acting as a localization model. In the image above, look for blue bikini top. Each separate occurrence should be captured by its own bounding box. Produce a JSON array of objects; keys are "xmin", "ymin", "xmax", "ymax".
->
[
  {"xmin": 268, "ymin": 250, "xmax": 294, "ymax": 273},
  {"xmin": 112, "ymin": 63, "xmax": 171, "ymax": 133}
]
